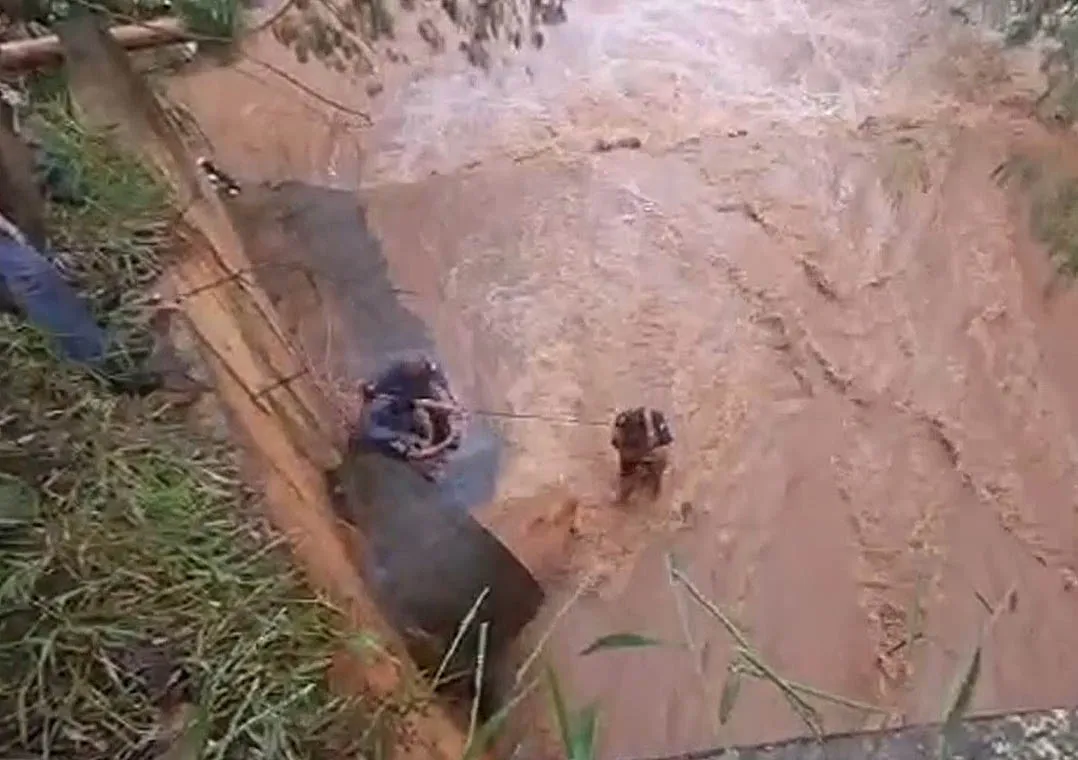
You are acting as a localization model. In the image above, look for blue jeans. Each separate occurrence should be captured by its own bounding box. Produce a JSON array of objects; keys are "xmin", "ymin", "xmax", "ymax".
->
[{"xmin": 0, "ymin": 236, "xmax": 108, "ymax": 366}]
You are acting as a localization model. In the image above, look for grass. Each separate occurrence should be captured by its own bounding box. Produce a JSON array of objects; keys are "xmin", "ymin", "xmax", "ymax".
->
[
  {"xmin": 28, "ymin": 0, "xmax": 245, "ymax": 41},
  {"xmin": 993, "ymin": 153, "xmax": 1078, "ymax": 276},
  {"xmin": 14, "ymin": 80, "xmax": 175, "ymax": 384},
  {"xmin": 0, "ymin": 83, "xmax": 360, "ymax": 758},
  {"xmin": 1031, "ymin": 175, "xmax": 1078, "ymax": 275},
  {"xmin": 172, "ymin": 0, "xmax": 245, "ymax": 40},
  {"xmin": 995, "ymin": 6, "xmax": 1078, "ymax": 274}
]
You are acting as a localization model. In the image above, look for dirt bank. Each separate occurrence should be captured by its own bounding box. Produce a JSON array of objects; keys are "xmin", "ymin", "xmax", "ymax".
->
[{"xmin": 168, "ymin": 0, "xmax": 1078, "ymax": 756}]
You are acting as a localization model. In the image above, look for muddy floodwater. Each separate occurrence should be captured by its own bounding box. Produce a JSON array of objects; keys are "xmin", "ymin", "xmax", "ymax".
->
[{"xmin": 170, "ymin": 0, "xmax": 1078, "ymax": 756}]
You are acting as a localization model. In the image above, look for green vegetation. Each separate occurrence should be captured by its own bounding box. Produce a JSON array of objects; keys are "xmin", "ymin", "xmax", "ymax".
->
[
  {"xmin": 993, "ymin": 154, "xmax": 1078, "ymax": 276},
  {"xmin": 23, "ymin": 0, "xmax": 244, "ymax": 41},
  {"xmin": 0, "ymin": 85, "xmax": 357, "ymax": 758},
  {"xmin": 1031, "ymin": 175, "xmax": 1078, "ymax": 275},
  {"xmin": 998, "ymin": 1, "xmax": 1078, "ymax": 125},
  {"xmin": 546, "ymin": 666, "xmax": 598, "ymax": 760},
  {"xmin": 172, "ymin": 0, "xmax": 245, "ymax": 40}
]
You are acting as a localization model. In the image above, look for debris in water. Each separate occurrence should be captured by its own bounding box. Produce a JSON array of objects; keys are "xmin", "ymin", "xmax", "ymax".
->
[
  {"xmin": 366, "ymin": 80, "xmax": 385, "ymax": 96},
  {"xmin": 460, "ymin": 37, "xmax": 491, "ymax": 70},
  {"xmin": 1062, "ymin": 567, "xmax": 1077, "ymax": 591},
  {"xmin": 295, "ymin": 40, "xmax": 312, "ymax": 64},
  {"xmin": 593, "ymin": 135, "xmax": 643, "ymax": 153},
  {"xmin": 800, "ymin": 255, "xmax": 840, "ymax": 302},
  {"xmin": 417, "ymin": 18, "xmax": 445, "ymax": 52},
  {"xmin": 715, "ymin": 200, "xmax": 776, "ymax": 236},
  {"xmin": 858, "ymin": 115, "xmax": 881, "ymax": 134},
  {"xmin": 534, "ymin": 0, "xmax": 567, "ymax": 26},
  {"xmin": 196, "ymin": 157, "xmax": 241, "ymax": 197},
  {"xmin": 273, "ymin": 15, "xmax": 300, "ymax": 46}
]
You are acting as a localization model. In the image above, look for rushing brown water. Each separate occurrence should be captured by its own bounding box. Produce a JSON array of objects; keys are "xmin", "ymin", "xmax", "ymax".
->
[{"xmin": 170, "ymin": 0, "xmax": 1078, "ymax": 756}]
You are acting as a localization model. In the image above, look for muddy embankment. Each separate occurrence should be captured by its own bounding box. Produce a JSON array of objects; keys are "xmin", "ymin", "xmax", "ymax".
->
[{"xmin": 167, "ymin": 0, "xmax": 1078, "ymax": 756}]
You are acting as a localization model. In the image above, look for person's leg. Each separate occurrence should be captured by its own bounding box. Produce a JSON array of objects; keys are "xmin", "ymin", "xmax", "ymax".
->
[
  {"xmin": 617, "ymin": 457, "xmax": 639, "ymax": 503},
  {"xmin": 0, "ymin": 236, "xmax": 108, "ymax": 365},
  {"xmin": 644, "ymin": 461, "xmax": 663, "ymax": 498},
  {"xmin": 411, "ymin": 406, "xmax": 434, "ymax": 443},
  {"xmin": 646, "ymin": 450, "xmax": 669, "ymax": 498},
  {"xmin": 360, "ymin": 400, "xmax": 421, "ymax": 457}
]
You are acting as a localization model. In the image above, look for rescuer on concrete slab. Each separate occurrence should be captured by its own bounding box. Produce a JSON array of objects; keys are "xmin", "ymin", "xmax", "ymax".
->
[{"xmin": 352, "ymin": 356, "xmax": 463, "ymax": 482}]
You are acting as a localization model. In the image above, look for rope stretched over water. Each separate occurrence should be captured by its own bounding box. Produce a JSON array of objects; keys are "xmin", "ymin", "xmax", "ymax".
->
[
  {"xmin": 468, "ymin": 408, "xmax": 609, "ymax": 428},
  {"xmin": 369, "ymin": 390, "xmax": 610, "ymax": 429}
]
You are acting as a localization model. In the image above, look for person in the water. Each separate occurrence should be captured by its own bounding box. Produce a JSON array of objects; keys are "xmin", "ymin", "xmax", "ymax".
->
[{"xmin": 611, "ymin": 406, "xmax": 673, "ymax": 503}]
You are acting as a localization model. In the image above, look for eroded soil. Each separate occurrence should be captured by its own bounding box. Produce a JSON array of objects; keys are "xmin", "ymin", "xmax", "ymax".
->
[{"xmin": 168, "ymin": 0, "xmax": 1078, "ymax": 756}]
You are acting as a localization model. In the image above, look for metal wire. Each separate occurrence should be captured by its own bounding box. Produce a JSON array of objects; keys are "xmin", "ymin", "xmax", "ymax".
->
[
  {"xmin": 467, "ymin": 408, "xmax": 609, "ymax": 428},
  {"xmin": 366, "ymin": 389, "xmax": 611, "ymax": 429}
]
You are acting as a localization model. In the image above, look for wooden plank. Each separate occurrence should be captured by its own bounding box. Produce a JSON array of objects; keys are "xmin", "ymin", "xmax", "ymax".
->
[{"xmin": 0, "ymin": 18, "xmax": 189, "ymax": 72}]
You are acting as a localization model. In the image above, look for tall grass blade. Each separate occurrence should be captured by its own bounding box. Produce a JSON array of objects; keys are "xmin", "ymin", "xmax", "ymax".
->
[
  {"xmin": 467, "ymin": 621, "xmax": 490, "ymax": 747},
  {"xmin": 547, "ymin": 665, "xmax": 574, "ymax": 756},
  {"xmin": 941, "ymin": 643, "xmax": 981, "ymax": 732},
  {"xmin": 569, "ymin": 704, "xmax": 600, "ymax": 760},
  {"xmin": 460, "ymin": 677, "xmax": 541, "ymax": 760},
  {"xmin": 433, "ymin": 586, "xmax": 490, "ymax": 688},
  {"xmin": 578, "ymin": 633, "xmax": 664, "ymax": 656},
  {"xmin": 938, "ymin": 584, "xmax": 1016, "ymax": 758}
]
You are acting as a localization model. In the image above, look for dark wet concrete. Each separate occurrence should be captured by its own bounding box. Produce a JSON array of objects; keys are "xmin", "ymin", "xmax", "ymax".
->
[
  {"xmin": 333, "ymin": 448, "xmax": 544, "ymax": 695},
  {"xmin": 261, "ymin": 181, "xmax": 434, "ymax": 366}
]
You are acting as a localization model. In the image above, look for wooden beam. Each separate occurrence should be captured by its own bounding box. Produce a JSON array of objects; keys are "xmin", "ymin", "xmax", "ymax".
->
[{"xmin": 0, "ymin": 18, "xmax": 188, "ymax": 72}]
